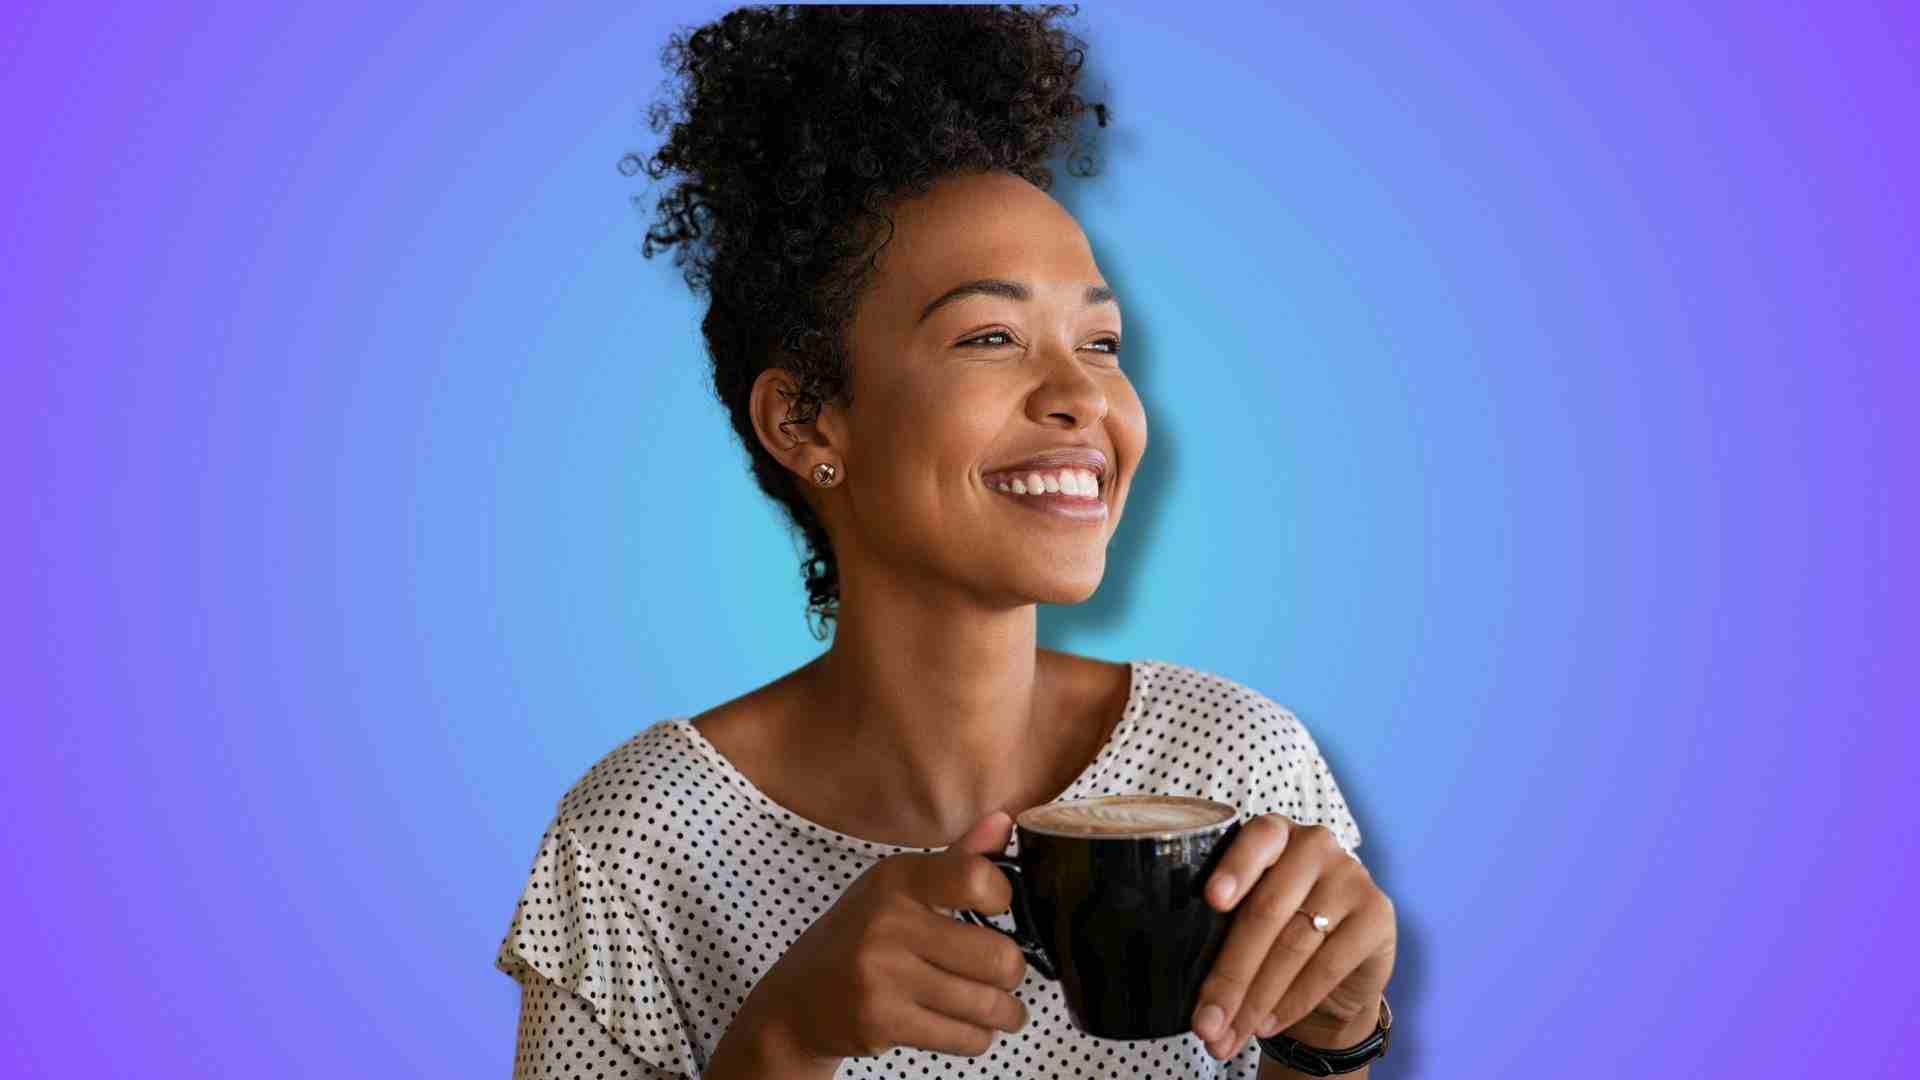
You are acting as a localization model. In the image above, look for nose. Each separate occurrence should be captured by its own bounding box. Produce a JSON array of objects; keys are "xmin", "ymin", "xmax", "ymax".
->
[{"xmin": 1025, "ymin": 342, "xmax": 1109, "ymax": 430}]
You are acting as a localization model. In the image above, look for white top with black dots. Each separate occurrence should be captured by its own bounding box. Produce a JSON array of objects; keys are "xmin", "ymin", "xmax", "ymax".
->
[{"xmin": 497, "ymin": 658, "xmax": 1365, "ymax": 1079}]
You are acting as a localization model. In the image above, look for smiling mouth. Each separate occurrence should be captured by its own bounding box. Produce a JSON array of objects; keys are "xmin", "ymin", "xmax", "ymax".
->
[
  {"xmin": 985, "ymin": 473, "xmax": 1109, "ymax": 523},
  {"xmin": 980, "ymin": 465, "xmax": 1103, "ymax": 498}
]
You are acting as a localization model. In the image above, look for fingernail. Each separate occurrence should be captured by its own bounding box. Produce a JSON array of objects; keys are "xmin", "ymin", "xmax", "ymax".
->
[
  {"xmin": 1194, "ymin": 1003, "xmax": 1224, "ymax": 1039},
  {"xmin": 1211, "ymin": 874, "xmax": 1237, "ymax": 904},
  {"xmin": 1258, "ymin": 1014, "xmax": 1282, "ymax": 1037}
]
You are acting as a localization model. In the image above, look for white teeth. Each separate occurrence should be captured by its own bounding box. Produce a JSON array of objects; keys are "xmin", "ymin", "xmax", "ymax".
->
[{"xmin": 992, "ymin": 466, "xmax": 1104, "ymax": 498}]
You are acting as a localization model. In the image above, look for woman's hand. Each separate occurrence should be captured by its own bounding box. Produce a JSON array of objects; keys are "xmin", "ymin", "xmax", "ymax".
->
[
  {"xmin": 1189, "ymin": 814, "xmax": 1397, "ymax": 1061},
  {"xmin": 735, "ymin": 811, "xmax": 1032, "ymax": 1067}
]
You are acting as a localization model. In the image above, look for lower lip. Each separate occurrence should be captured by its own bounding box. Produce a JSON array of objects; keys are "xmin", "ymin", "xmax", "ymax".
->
[{"xmin": 989, "ymin": 487, "xmax": 1110, "ymax": 523}]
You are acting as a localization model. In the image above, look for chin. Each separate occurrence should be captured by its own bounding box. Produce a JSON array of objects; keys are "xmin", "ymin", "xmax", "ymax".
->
[
  {"xmin": 1045, "ymin": 583, "xmax": 1103, "ymax": 606},
  {"xmin": 1024, "ymin": 566, "xmax": 1106, "ymax": 606}
]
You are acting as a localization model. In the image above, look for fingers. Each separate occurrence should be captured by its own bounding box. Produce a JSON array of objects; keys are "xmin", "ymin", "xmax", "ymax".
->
[
  {"xmin": 892, "ymin": 1001, "xmax": 1007, "ymax": 1058},
  {"xmin": 911, "ymin": 851, "xmax": 1014, "ymax": 918},
  {"xmin": 1225, "ymin": 870, "xmax": 1370, "ymax": 1051},
  {"xmin": 1256, "ymin": 890, "xmax": 1393, "ymax": 1037},
  {"xmin": 1192, "ymin": 817, "xmax": 1311, "ymax": 1020},
  {"xmin": 912, "ymin": 907, "xmax": 1031, "ymax": 991},
  {"xmin": 1203, "ymin": 813, "xmax": 1293, "ymax": 911},
  {"xmin": 1191, "ymin": 821, "xmax": 1351, "ymax": 1059},
  {"xmin": 907, "ymin": 952, "xmax": 1031, "ymax": 1035},
  {"xmin": 953, "ymin": 810, "xmax": 1016, "ymax": 855},
  {"xmin": 855, "ymin": 987, "xmax": 1007, "ymax": 1059}
]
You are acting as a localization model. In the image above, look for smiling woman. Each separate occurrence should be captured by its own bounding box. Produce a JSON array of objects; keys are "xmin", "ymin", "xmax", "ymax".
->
[{"xmin": 494, "ymin": 5, "xmax": 1392, "ymax": 1079}]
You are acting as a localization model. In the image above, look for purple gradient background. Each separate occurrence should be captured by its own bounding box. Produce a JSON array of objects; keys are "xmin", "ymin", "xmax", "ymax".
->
[{"xmin": 4, "ymin": 2, "xmax": 1915, "ymax": 1076}]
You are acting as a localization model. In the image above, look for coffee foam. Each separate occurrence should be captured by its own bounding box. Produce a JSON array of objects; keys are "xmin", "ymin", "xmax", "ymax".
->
[{"xmin": 1017, "ymin": 795, "xmax": 1236, "ymax": 838}]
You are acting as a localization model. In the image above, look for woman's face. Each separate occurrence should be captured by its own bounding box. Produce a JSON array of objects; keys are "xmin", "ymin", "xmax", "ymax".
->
[{"xmin": 803, "ymin": 169, "xmax": 1148, "ymax": 608}]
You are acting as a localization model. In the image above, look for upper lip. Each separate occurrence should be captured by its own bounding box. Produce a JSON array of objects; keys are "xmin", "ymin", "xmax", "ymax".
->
[{"xmin": 983, "ymin": 446, "xmax": 1109, "ymax": 481}]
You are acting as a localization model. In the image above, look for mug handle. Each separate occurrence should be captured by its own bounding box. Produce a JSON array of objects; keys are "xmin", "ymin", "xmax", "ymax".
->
[{"xmin": 956, "ymin": 853, "xmax": 1058, "ymax": 981}]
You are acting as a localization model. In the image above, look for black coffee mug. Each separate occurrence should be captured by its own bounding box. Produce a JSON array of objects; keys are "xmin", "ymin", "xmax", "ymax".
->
[{"xmin": 958, "ymin": 796, "xmax": 1243, "ymax": 1040}]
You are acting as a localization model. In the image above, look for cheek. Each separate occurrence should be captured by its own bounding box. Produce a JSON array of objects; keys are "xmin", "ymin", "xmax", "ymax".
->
[
  {"xmin": 1109, "ymin": 380, "xmax": 1149, "ymax": 461},
  {"xmin": 889, "ymin": 380, "xmax": 1010, "ymax": 464},
  {"xmin": 856, "ymin": 412, "xmax": 993, "ymax": 514}
]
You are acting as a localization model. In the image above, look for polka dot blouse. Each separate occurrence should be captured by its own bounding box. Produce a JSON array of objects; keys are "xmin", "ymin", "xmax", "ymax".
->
[{"xmin": 496, "ymin": 658, "xmax": 1365, "ymax": 1078}]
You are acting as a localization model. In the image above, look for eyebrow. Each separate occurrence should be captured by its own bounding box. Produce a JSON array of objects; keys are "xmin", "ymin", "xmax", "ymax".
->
[{"xmin": 915, "ymin": 278, "xmax": 1118, "ymax": 325}]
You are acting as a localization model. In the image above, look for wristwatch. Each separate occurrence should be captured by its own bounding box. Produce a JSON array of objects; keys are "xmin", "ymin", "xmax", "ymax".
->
[{"xmin": 1254, "ymin": 995, "xmax": 1392, "ymax": 1076}]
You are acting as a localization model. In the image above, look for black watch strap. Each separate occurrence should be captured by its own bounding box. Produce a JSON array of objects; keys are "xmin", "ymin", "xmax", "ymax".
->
[{"xmin": 1254, "ymin": 995, "xmax": 1392, "ymax": 1076}]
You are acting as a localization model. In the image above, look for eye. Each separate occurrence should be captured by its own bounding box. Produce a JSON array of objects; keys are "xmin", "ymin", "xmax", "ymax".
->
[
  {"xmin": 958, "ymin": 330, "xmax": 1017, "ymax": 349},
  {"xmin": 957, "ymin": 330, "xmax": 1123, "ymax": 357}
]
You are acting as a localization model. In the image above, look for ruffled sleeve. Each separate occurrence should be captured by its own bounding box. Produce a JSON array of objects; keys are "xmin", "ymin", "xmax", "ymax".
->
[
  {"xmin": 495, "ymin": 815, "xmax": 703, "ymax": 1077},
  {"xmin": 512, "ymin": 977, "xmax": 684, "ymax": 1079}
]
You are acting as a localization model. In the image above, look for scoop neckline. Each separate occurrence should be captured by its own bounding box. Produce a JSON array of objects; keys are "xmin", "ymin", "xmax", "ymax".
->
[{"xmin": 667, "ymin": 658, "xmax": 1149, "ymax": 852}]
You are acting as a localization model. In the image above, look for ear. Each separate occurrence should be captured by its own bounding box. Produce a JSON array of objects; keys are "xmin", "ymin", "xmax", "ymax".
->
[{"xmin": 748, "ymin": 366, "xmax": 845, "ymax": 484}]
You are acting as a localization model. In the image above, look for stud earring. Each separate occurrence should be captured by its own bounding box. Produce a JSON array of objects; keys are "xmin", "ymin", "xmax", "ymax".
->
[{"xmin": 810, "ymin": 461, "xmax": 839, "ymax": 487}]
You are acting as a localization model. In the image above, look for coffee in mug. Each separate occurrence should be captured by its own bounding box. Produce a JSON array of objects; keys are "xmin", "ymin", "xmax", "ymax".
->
[
  {"xmin": 958, "ymin": 794, "xmax": 1243, "ymax": 1040},
  {"xmin": 1019, "ymin": 795, "xmax": 1236, "ymax": 837}
]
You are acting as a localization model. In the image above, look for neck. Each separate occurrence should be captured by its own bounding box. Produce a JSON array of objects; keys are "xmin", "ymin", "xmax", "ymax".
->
[{"xmin": 797, "ymin": 573, "xmax": 1063, "ymax": 846}]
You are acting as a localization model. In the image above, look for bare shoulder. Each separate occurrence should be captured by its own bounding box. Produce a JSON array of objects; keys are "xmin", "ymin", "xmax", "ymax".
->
[
  {"xmin": 1039, "ymin": 647, "xmax": 1130, "ymax": 689},
  {"xmin": 687, "ymin": 671, "xmax": 796, "ymax": 764},
  {"xmin": 1056, "ymin": 649, "xmax": 1128, "ymax": 677},
  {"xmin": 685, "ymin": 690, "xmax": 756, "ymax": 744},
  {"xmin": 1038, "ymin": 648, "xmax": 1133, "ymax": 727}
]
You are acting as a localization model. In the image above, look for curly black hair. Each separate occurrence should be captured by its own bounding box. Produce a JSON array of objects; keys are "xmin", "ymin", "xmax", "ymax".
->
[{"xmin": 624, "ymin": 4, "xmax": 1110, "ymax": 640}]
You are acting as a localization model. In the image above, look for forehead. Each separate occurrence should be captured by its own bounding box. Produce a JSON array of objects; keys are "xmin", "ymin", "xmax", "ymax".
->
[{"xmin": 864, "ymin": 171, "xmax": 1106, "ymax": 327}]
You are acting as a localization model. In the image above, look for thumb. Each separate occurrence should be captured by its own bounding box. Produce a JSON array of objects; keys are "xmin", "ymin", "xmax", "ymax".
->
[
  {"xmin": 929, "ymin": 811, "xmax": 1015, "ymax": 919},
  {"xmin": 954, "ymin": 809, "xmax": 1015, "ymax": 855}
]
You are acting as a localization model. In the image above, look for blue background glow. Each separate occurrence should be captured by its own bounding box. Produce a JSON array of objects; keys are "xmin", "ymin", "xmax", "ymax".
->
[{"xmin": 5, "ymin": 2, "xmax": 1914, "ymax": 1075}]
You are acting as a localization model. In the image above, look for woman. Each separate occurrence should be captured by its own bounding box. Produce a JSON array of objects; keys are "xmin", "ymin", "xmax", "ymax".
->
[{"xmin": 496, "ymin": 6, "xmax": 1397, "ymax": 1078}]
